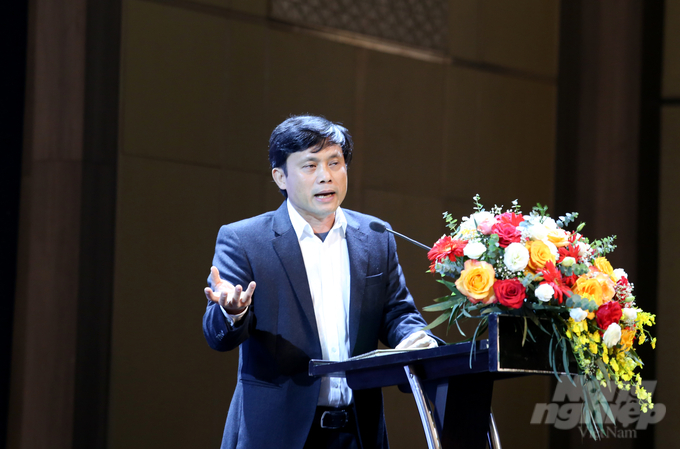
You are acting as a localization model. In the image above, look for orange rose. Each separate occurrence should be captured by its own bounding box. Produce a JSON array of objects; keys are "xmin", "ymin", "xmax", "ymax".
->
[
  {"xmin": 573, "ymin": 276, "xmax": 604, "ymax": 305},
  {"xmin": 590, "ymin": 266, "xmax": 616, "ymax": 302},
  {"xmin": 620, "ymin": 328, "xmax": 635, "ymax": 351},
  {"xmin": 573, "ymin": 271, "xmax": 616, "ymax": 306},
  {"xmin": 455, "ymin": 259, "xmax": 497, "ymax": 304},
  {"xmin": 526, "ymin": 240, "xmax": 556, "ymax": 273},
  {"xmin": 596, "ymin": 274, "xmax": 615, "ymax": 302}
]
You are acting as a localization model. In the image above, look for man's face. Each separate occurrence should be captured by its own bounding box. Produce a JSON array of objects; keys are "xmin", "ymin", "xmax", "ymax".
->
[{"xmin": 272, "ymin": 144, "xmax": 348, "ymax": 229}]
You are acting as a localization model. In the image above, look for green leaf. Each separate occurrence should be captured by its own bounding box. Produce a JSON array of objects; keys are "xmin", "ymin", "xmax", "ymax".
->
[
  {"xmin": 436, "ymin": 278, "xmax": 459, "ymax": 292},
  {"xmin": 468, "ymin": 317, "xmax": 489, "ymax": 368},
  {"xmin": 525, "ymin": 326, "xmax": 537, "ymax": 343},
  {"xmin": 560, "ymin": 338, "xmax": 571, "ymax": 376},
  {"xmin": 480, "ymin": 305, "xmax": 503, "ymax": 315},
  {"xmin": 548, "ymin": 335, "xmax": 559, "ymax": 380},
  {"xmin": 600, "ymin": 392, "xmax": 616, "ymax": 424},
  {"xmin": 423, "ymin": 310, "xmax": 452, "ymax": 331},
  {"xmin": 423, "ymin": 297, "xmax": 459, "ymax": 312},
  {"xmin": 523, "ymin": 307, "xmax": 542, "ymax": 328},
  {"xmin": 446, "ymin": 303, "xmax": 462, "ymax": 331},
  {"xmin": 595, "ymin": 359, "xmax": 611, "ymax": 389},
  {"xmin": 627, "ymin": 349, "xmax": 642, "ymax": 365}
]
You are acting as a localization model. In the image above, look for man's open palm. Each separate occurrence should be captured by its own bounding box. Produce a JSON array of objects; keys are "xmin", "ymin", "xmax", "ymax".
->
[{"xmin": 204, "ymin": 266, "xmax": 256, "ymax": 314}]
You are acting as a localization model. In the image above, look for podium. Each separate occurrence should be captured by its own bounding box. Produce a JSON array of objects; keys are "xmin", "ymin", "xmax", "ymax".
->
[{"xmin": 309, "ymin": 314, "xmax": 567, "ymax": 449}]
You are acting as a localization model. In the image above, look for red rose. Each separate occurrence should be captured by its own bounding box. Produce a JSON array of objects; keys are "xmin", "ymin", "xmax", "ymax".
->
[
  {"xmin": 491, "ymin": 222, "xmax": 522, "ymax": 248},
  {"xmin": 493, "ymin": 279, "xmax": 526, "ymax": 309},
  {"xmin": 596, "ymin": 301, "xmax": 622, "ymax": 331},
  {"xmin": 428, "ymin": 236, "xmax": 467, "ymax": 272},
  {"xmin": 498, "ymin": 212, "xmax": 524, "ymax": 227}
]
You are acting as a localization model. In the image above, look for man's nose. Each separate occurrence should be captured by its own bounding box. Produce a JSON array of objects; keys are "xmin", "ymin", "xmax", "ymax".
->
[{"xmin": 317, "ymin": 164, "xmax": 332, "ymax": 182}]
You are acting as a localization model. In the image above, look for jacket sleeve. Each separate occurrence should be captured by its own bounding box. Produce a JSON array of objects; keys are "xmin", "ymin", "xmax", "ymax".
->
[
  {"xmin": 379, "ymin": 226, "xmax": 443, "ymax": 348},
  {"xmin": 202, "ymin": 225, "xmax": 255, "ymax": 352}
]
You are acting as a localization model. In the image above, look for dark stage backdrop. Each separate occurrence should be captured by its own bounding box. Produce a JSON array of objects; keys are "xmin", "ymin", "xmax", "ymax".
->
[{"xmin": 7, "ymin": 1, "xmax": 678, "ymax": 448}]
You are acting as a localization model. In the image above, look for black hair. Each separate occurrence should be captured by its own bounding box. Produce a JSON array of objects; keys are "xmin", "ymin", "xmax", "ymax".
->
[{"xmin": 269, "ymin": 114, "xmax": 353, "ymax": 172}]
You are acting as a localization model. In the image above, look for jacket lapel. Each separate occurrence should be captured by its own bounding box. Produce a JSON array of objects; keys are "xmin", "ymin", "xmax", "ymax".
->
[
  {"xmin": 271, "ymin": 203, "xmax": 320, "ymax": 342},
  {"xmin": 345, "ymin": 215, "xmax": 369, "ymax": 356}
]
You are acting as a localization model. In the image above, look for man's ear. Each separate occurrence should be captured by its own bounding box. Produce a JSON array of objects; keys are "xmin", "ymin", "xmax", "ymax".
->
[{"xmin": 272, "ymin": 167, "xmax": 287, "ymax": 190}]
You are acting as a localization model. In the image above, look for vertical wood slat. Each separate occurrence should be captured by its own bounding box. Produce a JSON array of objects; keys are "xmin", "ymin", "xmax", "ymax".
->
[
  {"xmin": 8, "ymin": 0, "xmax": 119, "ymax": 447},
  {"xmin": 10, "ymin": 0, "xmax": 87, "ymax": 446},
  {"xmin": 554, "ymin": 1, "xmax": 658, "ymax": 448}
]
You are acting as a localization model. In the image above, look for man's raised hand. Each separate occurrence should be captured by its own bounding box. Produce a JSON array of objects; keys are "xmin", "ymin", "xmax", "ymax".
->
[{"xmin": 204, "ymin": 266, "xmax": 256, "ymax": 314}]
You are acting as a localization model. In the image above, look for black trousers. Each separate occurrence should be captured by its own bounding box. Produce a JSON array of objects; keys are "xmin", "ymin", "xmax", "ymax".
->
[{"xmin": 304, "ymin": 406, "xmax": 362, "ymax": 449}]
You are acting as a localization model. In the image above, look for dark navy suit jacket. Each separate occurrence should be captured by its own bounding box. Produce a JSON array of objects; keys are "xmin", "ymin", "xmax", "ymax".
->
[{"xmin": 203, "ymin": 202, "xmax": 432, "ymax": 448}]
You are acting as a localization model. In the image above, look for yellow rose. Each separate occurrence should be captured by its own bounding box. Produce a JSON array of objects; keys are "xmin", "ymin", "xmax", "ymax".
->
[
  {"xmin": 547, "ymin": 229, "xmax": 570, "ymax": 248},
  {"xmin": 525, "ymin": 240, "xmax": 556, "ymax": 273},
  {"xmin": 593, "ymin": 257, "xmax": 614, "ymax": 278},
  {"xmin": 455, "ymin": 259, "xmax": 496, "ymax": 304},
  {"xmin": 620, "ymin": 328, "xmax": 635, "ymax": 351}
]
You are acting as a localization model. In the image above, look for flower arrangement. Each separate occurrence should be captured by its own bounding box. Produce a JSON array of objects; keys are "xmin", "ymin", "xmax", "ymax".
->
[{"xmin": 424, "ymin": 195, "xmax": 656, "ymax": 439}]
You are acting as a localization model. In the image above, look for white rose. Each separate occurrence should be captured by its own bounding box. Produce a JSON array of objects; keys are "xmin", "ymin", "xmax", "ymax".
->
[
  {"xmin": 576, "ymin": 240, "xmax": 591, "ymax": 257},
  {"xmin": 458, "ymin": 217, "xmax": 477, "ymax": 233},
  {"xmin": 463, "ymin": 241, "xmax": 486, "ymax": 259},
  {"xmin": 503, "ymin": 242, "xmax": 530, "ymax": 272},
  {"xmin": 456, "ymin": 216, "xmax": 480, "ymax": 240},
  {"xmin": 603, "ymin": 323, "xmax": 622, "ymax": 348},
  {"xmin": 613, "ymin": 268, "xmax": 628, "ymax": 281},
  {"xmin": 622, "ymin": 307, "xmax": 638, "ymax": 322},
  {"xmin": 460, "ymin": 211, "xmax": 494, "ymax": 232},
  {"xmin": 561, "ymin": 256, "xmax": 576, "ymax": 267},
  {"xmin": 470, "ymin": 211, "xmax": 495, "ymax": 225},
  {"xmin": 542, "ymin": 217, "xmax": 558, "ymax": 230},
  {"xmin": 527, "ymin": 224, "xmax": 548, "ymax": 241},
  {"xmin": 535, "ymin": 283, "xmax": 555, "ymax": 302},
  {"xmin": 569, "ymin": 308, "xmax": 588, "ymax": 322}
]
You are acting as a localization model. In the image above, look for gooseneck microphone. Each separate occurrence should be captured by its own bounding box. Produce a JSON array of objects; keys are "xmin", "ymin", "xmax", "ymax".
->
[{"xmin": 369, "ymin": 221, "xmax": 432, "ymax": 251}]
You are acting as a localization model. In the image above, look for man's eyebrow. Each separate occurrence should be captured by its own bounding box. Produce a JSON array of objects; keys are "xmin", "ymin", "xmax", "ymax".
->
[{"xmin": 302, "ymin": 151, "xmax": 342, "ymax": 161}]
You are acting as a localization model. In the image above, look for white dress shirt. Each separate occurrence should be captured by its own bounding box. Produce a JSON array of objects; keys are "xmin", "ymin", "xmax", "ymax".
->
[{"xmin": 286, "ymin": 200, "xmax": 353, "ymax": 407}]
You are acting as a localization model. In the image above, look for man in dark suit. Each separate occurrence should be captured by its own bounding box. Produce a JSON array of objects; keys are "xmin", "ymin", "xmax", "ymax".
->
[{"xmin": 203, "ymin": 115, "xmax": 437, "ymax": 449}]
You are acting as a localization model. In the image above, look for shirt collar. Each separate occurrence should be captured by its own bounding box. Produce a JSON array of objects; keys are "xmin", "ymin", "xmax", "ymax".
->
[{"xmin": 286, "ymin": 199, "xmax": 347, "ymax": 241}]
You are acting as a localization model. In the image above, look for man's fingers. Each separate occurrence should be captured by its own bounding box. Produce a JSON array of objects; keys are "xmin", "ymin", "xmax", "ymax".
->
[
  {"xmin": 209, "ymin": 266, "xmax": 222, "ymax": 285},
  {"xmin": 220, "ymin": 284, "xmax": 239, "ymax": 308},
  {"xmin": 421, "ymin": 337, "xmax": 438, "ymax": 349},
  {"xmin": 218, "ymin": 290, "xmax": 228, "ymax": 308},
  {"xmin": 396, "ymin": 331, "xmax": 436, "ymax": 350},
  {"xmin": 204, "ymin": 287, "xmax": 217, "ymax": 302},
  {"xmin": 204, "ymin": 269, "xmax": 255, "ymax": 312},
  {"xmin": 396, "ymin": 332, "xmax": 417, "ymax": 349},
  {"xmin": 242, "ymin": 281, "xmax": 257, "ymax": 302}
]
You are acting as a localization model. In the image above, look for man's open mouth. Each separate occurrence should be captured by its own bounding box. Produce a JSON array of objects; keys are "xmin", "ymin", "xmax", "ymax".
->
[{"xmin": 314, "ymin": 192, "xmax": 335, "ymax": 199}]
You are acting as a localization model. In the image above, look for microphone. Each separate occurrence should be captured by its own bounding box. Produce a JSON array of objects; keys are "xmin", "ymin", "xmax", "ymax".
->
[{"xmin": 369, "ymin": 221, "xmax": 432, "ymax": 251}]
